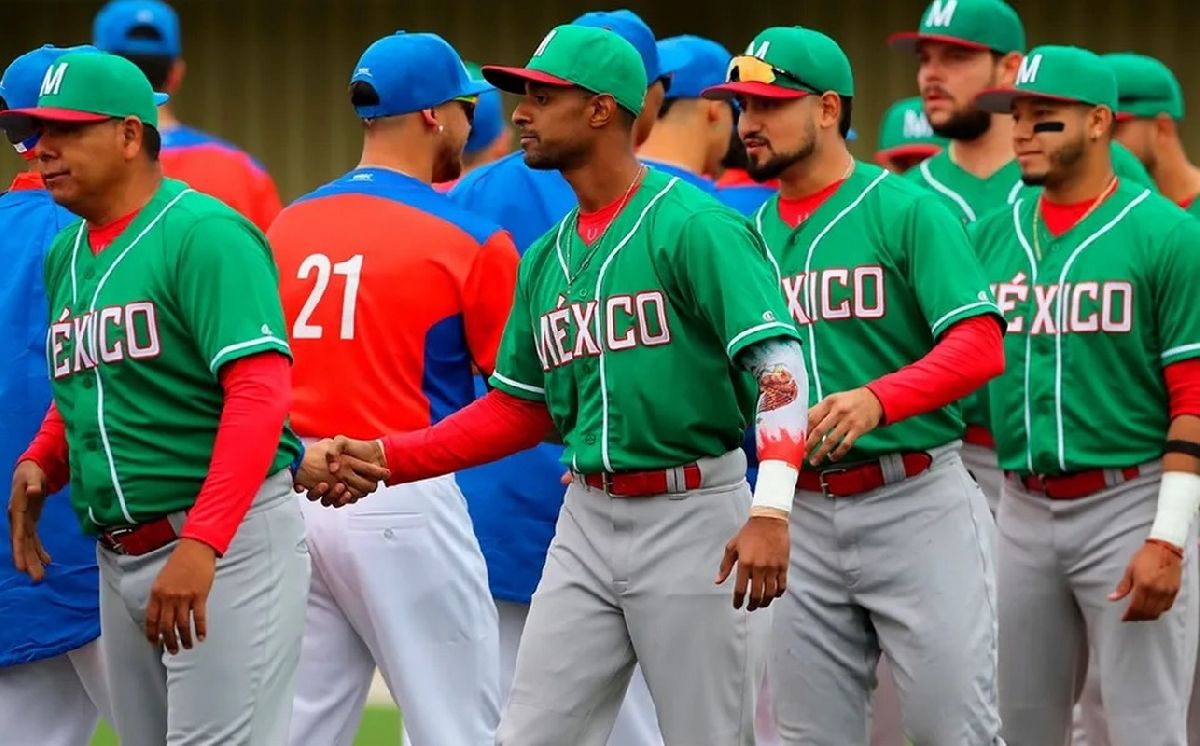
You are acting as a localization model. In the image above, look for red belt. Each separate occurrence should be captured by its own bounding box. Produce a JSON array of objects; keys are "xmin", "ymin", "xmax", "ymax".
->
[
  {"xmin": 964, "ymin": 426, "xmax": 996, "ymax": 449},
  {"xmin": 1008, "ymin": 467, "xmax": 1141, "ymax": 500},
  {"xmin": 797, "ymin": 453, "xmax": 934, "ymax": 498},
  {"xmin": 98, "ymin": 516, "xmax": 179, "ymax": 556},
  {"xmin": 582, "ymin": 464, "xmax": 702, "ymax": 497}
]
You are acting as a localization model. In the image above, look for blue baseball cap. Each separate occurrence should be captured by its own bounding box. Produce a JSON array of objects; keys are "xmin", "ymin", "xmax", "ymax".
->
[
  {"xmin": 93, "ymin": 0, "xmax": 182, "ymax": 59},
  {"xmin": 572, "ymin": 9, "xmax": 660, "ymax": 85},
  {"xmin": 658, "ymin": 35, "xmax": 731, "ymax": 100},
  {"xmin": 463, "ymin": 61, "xmax": 505, "ymax": 155},
  {"xmin": 1, "ymin": 44, "xmax": 101, "ymax": 153},
  {"xmin": 350, "ymin": 31, "xmax": 492, "ymax": 120}
]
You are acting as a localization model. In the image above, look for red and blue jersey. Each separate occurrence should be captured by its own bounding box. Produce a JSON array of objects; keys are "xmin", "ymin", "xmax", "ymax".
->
[
  {"xmin": 0, "ymin": 174, "xmax": 100, "ymax": 666},
  {"xmin": 160, "ymin": 125, "xmax": 282, "ymax": 232},
  {"xmin": 715, "ymin": 167, "xmax": 777, "ymax": 215},
  {"xmin": 270, "ymin": 167, "xmax": 518, "ymax": 441}
]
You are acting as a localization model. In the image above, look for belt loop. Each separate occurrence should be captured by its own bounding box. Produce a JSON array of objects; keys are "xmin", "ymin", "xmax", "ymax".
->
[
  {"xmin": 166, "ymin": 511, "xmax": 187, "ymax": 536},
  {"xmin": 1103, "ymin": 468, "xmax": 1121, "ymax": 488},
  {"xmin": 879, "ymin": 454, "xmax": 906, "ymax": 485},
  {"xmin": 666, "ymin": 466, "xmax": 684, "ymax": 495}
]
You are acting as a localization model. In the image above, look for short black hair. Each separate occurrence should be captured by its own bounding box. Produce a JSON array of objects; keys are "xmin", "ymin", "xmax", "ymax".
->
[
  {"xmin": 658, "ymin": 96, "xmax": 679, "ymax": 119},
  {"xmin": 721, "ymin": 112, "xmax": 747, "ymax": 170},
  {"xmin": 838, "ymin": 96, "xmax": 854, "ymax": 139},
  {"xmin": 122, "ymin": 53, "xmax": 174, "ymax": 90},
  {"xmin": 349, "ymin": 81, "xmax": 381, "ymax": 111},
  {"xmin": 142, "ymin": 124, "xmax": 161, "ymax": 161}
]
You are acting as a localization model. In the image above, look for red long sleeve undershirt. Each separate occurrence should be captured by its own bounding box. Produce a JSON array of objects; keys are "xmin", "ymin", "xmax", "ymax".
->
[
  {"xmin": 866, "ymin": 315, "xmax": 1005, "ymax": 425},
  {"xmin": 1166, "ymin": 358, "xmax": 1200, "ymax": 419},
  {"xmin": 20, "ymin": 353, "xmax": 290, "ymax": 555},
  {"xmin": 381, "ymin": 389, "xmax": 554, "ymax": 485}
]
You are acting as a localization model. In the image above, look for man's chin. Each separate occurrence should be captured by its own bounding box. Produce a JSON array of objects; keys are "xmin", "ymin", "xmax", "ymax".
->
[
  {"xmin": 522, "ymin": 150, "xmax": 559, "ymax": 171},
  {"xmin": 1020, "ymin": 170, "xmax": 1048, "ymax": 187}
]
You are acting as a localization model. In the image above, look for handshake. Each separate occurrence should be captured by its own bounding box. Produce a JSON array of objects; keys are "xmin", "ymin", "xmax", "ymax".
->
[{"xmin": 294, "ymin": 436, "xmax": 392, "ymax": 507}]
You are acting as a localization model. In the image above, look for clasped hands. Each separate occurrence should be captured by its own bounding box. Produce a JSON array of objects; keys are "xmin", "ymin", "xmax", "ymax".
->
[{"xmin": 294, "ymin": 436, "xmax": 391, "ymax": 507}]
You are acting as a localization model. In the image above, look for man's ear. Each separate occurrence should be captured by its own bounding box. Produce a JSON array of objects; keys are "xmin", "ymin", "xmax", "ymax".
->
[
  {"xmin": 422, "ymin": 109, "xmax": 443, "ymax": 132},
  {"xmin": 821, "ymin": 92, "xmax": 841, "ymax": 129},
  {"xmin": 997, "ymin": 52, "xmax": 1023, "ymax": 87},
  {"xmin": 588, "ymin": 94, "xmax": 620, "ymax": 129},
  {"xmin": 1156, "ymin": 113, "xmax": 1178, "ymax": 141},
  {"xmin": 1089, "ymin": 106, "xmax": 1114, "ymax": 140},
  {"xmin": 166, "ymin": 59, "xmax": 186, "ymax": 95}
]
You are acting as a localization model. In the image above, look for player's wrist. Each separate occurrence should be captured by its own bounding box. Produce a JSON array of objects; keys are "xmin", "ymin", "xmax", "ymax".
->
[
  {"xmin": 751, "ymin": 460, "xmax": 798, "ymax": 516},
  {"xmin": 1148, "ymin": 470, "xmax": 1200, "ymax": 552}
]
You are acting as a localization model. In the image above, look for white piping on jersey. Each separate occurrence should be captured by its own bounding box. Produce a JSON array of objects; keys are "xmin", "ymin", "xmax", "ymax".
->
[
  {"xmin": 595, "ymin": 177, "xmax": 678, "ymax": 472},
  {"xmin": 552, "ymin": 218, "xmax": 571, "ymax": 283},
  {"xmin": 929, "ymin": 299, "xmax": 1001, "ymax": 338},
  {"xmin": 208, "ymin": 335, "xmax": 289, "ymax": 373},
  {"xmin": 799, "ymin": 169, "xmax": 890, "ymax": 402},
  {"xmin": 1163, "ymin": 343, "xmax": 1200, "ymax": 361},
  {"xmin": 1011, "ymin": 199, "xmax": 1039, "ymax": 473},
  {"xmin": 919, "ymin": 160, "xmax": 976, "ymax": 222},
  {"xmin": 1006, "ymin": 179, "xmax": 1024, "ymax": 205},
  {"xmin": 1050, "ymin": 189, "xmax": 1149, "ymax": 471},
  {"xmin": 725, "ymin": 321, "xmax": 797, "ymax": 358},
  {"xmin": 69, "ymin": 223, "xmax": 85, "ymax": 304},
  {"xmin": 88, "ymin": 188, "xmax": 194, "ymax": 525},
  {"xmin": 754, "ymin": 204, "xmax": 785, "ymax": 283},
  {"xmin": 492, "ymin": 370, "xmax": 545, "ymax": 396}
]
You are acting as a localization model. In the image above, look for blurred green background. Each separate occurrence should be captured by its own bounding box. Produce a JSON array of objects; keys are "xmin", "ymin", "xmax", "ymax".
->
[{"xmin": 2, "ymin": 0, "xmax": 1199, "ymax": 202}]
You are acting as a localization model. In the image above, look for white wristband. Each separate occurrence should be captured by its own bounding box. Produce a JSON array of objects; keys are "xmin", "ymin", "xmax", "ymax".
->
[
  {"xmin": 752, "ymin": 460, "xmax": 799, "ymax": 515},
  {"xmin": 1149, "ymin": 471, "xmax": 1200, "ymax": 551}
]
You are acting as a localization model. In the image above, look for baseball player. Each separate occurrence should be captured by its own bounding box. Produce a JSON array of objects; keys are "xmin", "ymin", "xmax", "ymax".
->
[
  {"xmin": 970, "ymin": 45, "xmax": 1200, "ymax": 746},
  {"xmin": 0, "ymin": 51, "xmax": 341, "ymax": 745},
  {"xmin": 888, "ymin": 0, "xmax": 1156, "ymax": 512},
  {"xmin": 267, "ymin": 31, "xmax": 510, "ymax": 746},
  {"xmin": 1106, "ymin": 53, "xmax": 1200, "ymax": 218},
  {"xmin": 704, "ymin": 25, "xmax": 1007, "ymax": 745},
  {"xmin": 436, "ymin": 61, "xmax": 511, "ymax": 193},
  {"xmin": 448, "ymin": 10, "xmax": 672, "ymax": 746},
  {"xmin": 0, "ymin": 44, "xmax": 112, "ymax": 746},
  {"xmin": 639, "ymin": 35, "xmax": 733, "ymax": 194},
  {"xmin": 875, "ymin": 96, "xmax": 947, "ymax": 174},
  {"xmin": 93, "ymin": 0, "xmax": 283, "ymax": 231},
  {"xmin": 306, "ymin": 23, "xmax": 810, "ymax": 746}
]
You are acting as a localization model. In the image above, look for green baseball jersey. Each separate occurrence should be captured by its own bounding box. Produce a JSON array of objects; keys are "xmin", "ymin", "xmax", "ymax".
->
[
  {"xmin": 489, "ymin": 168, "xmax": 801, "ymax": 473},
  {"xmin": 1185, "ymin": 197, "xmax": 1200, "ymax": 220},
  {"xmin": 906, "ymin": 141, "xmax": 1155, "ymax": 428},
  {"xmin": 970, "ymin": 181, "xmax": 1200, "ymax": 474},
  {"xmin": 750, "ymin": 162, "xmax": 1003, "ymax": 463},
  {"xmin": 44, "ymin": 178, "xmax": 301, "ymax": 529}
]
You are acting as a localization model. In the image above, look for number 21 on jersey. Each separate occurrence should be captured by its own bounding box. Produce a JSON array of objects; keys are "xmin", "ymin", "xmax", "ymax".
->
[{"xmin": 292, "ymin": 253, "xmax": 364, "ymax": 340}]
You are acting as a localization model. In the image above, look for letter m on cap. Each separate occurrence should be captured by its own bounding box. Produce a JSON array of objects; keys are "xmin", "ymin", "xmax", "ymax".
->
[
  {"xmin": 925, "ymin": 0, "xmax": 958, "ymax": 28},
  {"xmin": 40, "ymin": 62, "xmax": 68, "ymax": 97},
  {"xmin": 533, "ymin": 29, "xmax": 558, "ymax": 57},
  {"xmin": 1017, "ymin": 54, "xmax": 1044, "ymax": 85}
]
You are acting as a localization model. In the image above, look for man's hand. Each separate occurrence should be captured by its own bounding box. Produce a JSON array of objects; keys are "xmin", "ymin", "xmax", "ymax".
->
[
  {"xmin": 1110, "ymin": 540, "xmax": 1183, "ymax": 622},
  {"xmin": 806, "ymin": 387, "xmax": 884, "ymax": 466},
  {"xmin": 9, "ymin": 460, "xmax": 51, "ymax": 582},
  {"xmin": 144, "ymin": 538, "xmax": 217, "ymax": 654},
  {"xmin": 716, "ymin": 515, "xmax": 789, "ymax": 611},
  {"xmin": 297, "ymin": 437, "xmax": 389, "ymax": 508}
]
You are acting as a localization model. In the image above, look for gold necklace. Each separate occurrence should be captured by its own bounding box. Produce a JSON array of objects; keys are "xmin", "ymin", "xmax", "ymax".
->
[
  {"xmin": 567, "ymin": 165, "xmax": 646, "ymax": 288},
  {"xmin": 1032, "ymin": 175, "xmax": 1118, "ymax": 261}
]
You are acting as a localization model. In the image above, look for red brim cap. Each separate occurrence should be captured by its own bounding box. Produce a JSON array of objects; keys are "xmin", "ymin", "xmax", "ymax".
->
[
  {"xmin": 874, "ymin": 144, "xmax": 943, "ymax": 164},
  {"xmin": 1115, "ymin": 111, "xmax": 1136, "ymax": 122},
  {"xmin": 0, "ymin": 107, "xmax": 112, "ymax": 125},
  {"xmin": 481, "ymin": 65, "xmax": 575, "ymax": 96},
  {"xmin": 886, "ymin": 31, "xmax": 991, "ymax": 55},
  {"xmin": 701, "ymin": 81, "xmax": 809, "ymax": 101},
  {"xmin": 975, "ymin": 86, "xmax": 1089, "ymax": 114}
]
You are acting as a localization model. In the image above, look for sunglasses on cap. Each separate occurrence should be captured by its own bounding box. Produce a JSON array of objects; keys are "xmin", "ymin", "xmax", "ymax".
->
[{"xmin": 726, "ymin": 55, "xmax": 822, "ymax": 95}]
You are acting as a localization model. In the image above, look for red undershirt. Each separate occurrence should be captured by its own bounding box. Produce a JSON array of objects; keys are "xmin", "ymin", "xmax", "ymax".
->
[
  {"xmin": 1180, "ymin": 195, "xmax": 1197, "ymax": 211},
  {"xmin": 777, "ymin": 179, "xmax": 846, "ymax": 228},
  {"xmin": 20, "ymin": 206, "xmax": 290, "ymax": 555},
  {"xmin": 8, "ymin": 171, "xmax": 44, "ymax": 192},
  {"xmin": 577, "ymin": 190, "xmax": 632, "ymax": 244}
]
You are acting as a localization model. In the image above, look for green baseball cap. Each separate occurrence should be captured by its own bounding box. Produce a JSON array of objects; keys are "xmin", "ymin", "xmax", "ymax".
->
[
  {"xmin": 876, "ymin": 96, "xmax": 948, "ymax": 161},
  {"xmin": 888, "ymin": 0, "xmax": 1025, "ymax": 56},
  {"xmin": 1104, "ymin": 53, "xmax": 1185, "ymax": 121},
  {"xmin": 0, "ymin": 51, "xmax": 166, "ymax": 139},
  {"xmin": 702, "ymin": 26, "xmax": 853, "ymax": 101},
  {"xmin": 976, "ymin": 45, "xmax": 1117, "ymax": 113},
  {"xmin": 482, "ymin": 24, "xmax": 647, "ymax": 116}
]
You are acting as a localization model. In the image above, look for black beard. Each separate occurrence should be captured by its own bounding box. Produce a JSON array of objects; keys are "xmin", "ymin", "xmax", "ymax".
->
[
  {"xmin": 1022, "ymin": 137, "xmax": 1087, "ymax": 187},
  {"xmin": 522, "ymin": 140, "xmax": 589, "ymax": 172},
  {"xmin": 746, "ymin": 140, "xmax": 816, "ymax": 182},
  {"xmin": 931, "ymin": 107, "xmax": 993, "ymax": 141}
]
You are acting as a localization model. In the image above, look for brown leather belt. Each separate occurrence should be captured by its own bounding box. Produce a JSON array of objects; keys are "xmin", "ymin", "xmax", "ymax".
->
[
  {"xmin": 1007, "ymin": 467, "xmax": 1141, "ymax": 500},
  {"xmin": 798, "ymin": 452, "xmax": 934, "ymax": 498},
  {"xmin": 581, "ymin": 464, "xmax": 702, "ymax": 497},
  {"xmin": 98, "ymin": 516, "xmax": 178, "ymax": 556}
]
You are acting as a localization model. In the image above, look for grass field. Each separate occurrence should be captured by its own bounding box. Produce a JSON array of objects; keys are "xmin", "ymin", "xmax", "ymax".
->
[{"xmin": 91, "ymin": 705, "xmax": 402, "ymax": 745}]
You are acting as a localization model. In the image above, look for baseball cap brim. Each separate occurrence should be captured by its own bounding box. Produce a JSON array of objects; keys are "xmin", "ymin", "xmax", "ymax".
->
[
  {"xmin": 481, "ymin": 65, "xmax": 574, "ymax": 96},
  {"xmin": 975, "ymin": 87, "xmax": 1090, "ymax": 114},
  {"xmin": 886, "ymin": 32, "xmax": 991, "ymax": 55},
  {"xmin": 701, "ymin": 82, "xmax": 809, "ymax": 101},
  {"xmin": 1115, "ymin": 111, "xmax": 1137, "ymax": 122},
  {"xmin": 875, "ymin": 144, "xmax": 943, "ymax": 164}
]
